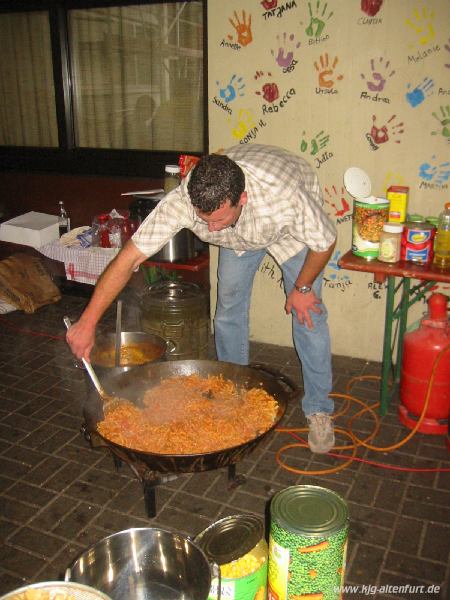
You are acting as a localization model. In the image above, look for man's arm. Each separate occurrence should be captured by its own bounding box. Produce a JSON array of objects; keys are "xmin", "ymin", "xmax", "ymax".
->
[
  {"xmin": 66, "ymin": 239, "xmax": 147, "ymax": 360},
  {"xmin": 285, "ymin": 240, "xmax": 336, "ymax": 329}
]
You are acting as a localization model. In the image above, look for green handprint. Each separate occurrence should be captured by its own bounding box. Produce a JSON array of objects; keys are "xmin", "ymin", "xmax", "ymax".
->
[
  {"xmin": 431, "ymin": 106, "xmax": 450, "ymax": 139},
  {"xmin": 300, "ymin": 130, "xmax": 330, "ymax": 155},
  {"xmin": 305, "ymin": 1, "xmax": 333, "ymax": 38}
]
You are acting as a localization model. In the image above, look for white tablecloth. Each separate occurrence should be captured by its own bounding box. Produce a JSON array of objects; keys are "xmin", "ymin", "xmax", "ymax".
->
[{"xmin": 39, "ymin": 241, "xmax": 119, "ymax": 285}]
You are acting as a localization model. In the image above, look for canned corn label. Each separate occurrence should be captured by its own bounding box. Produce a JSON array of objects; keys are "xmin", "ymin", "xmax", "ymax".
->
[
  {"xmin": 209, "ymin": 562, "xmax": 267, "ymax": 600},
  {"xmin": 268, "ymin": 525, "xmax": 348, "ymax": 600}
]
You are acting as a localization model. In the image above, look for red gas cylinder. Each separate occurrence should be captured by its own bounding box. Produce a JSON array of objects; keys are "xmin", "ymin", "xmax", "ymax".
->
[{"xmin": 399, "ymin": 293, "xmax": 450, "ymax": 435}]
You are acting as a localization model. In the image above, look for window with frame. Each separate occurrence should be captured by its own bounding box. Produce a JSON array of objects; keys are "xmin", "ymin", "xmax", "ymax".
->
[{"xmin": 0, "ymin": 0, "xmax": 206, "ymax": 176}]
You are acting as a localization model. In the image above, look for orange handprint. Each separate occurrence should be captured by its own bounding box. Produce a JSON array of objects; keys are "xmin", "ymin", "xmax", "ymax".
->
[
  {"xmin": 314, "ymin": 53, "xmax": 343, "ymax": 88},
  {"xmin": 229, "ymin": 10, "xmax": 253, "ymax": 47}
]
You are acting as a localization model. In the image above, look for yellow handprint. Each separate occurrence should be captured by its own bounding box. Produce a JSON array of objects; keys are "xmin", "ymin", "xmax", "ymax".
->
[
  {"xmin": 231, "ymin": 109, "xmax": 256, "ymax": 140},
  {"xmin": 383, "ymin": 172, "xmax": 406, "ymax": 194},
  {"xmin": 405, "ymin": 7, "xmax": 435, "ymax": 46}
]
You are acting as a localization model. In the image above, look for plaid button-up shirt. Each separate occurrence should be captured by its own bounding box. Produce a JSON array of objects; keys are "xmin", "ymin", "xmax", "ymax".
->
[{"xmin": 132, "ymin": 144, "xmax": 336, "ymax": 265}]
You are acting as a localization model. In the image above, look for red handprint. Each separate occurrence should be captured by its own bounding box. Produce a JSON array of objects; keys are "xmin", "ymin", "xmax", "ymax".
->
[
  {"xmin": 370, "ymin": 114, "xmax": 404, "ymax": 145},
  {"xmin": 262, "ymin": 83, "xmax": 279, "ymax": 102},
  {"xmin": 261, "ymin": 0, "xmax": 278, "ymax": 9},
  {"xmin": 361, "ymin": 0, "xmax": 383, "ymax": 17},
  {"xmin": 324, "ymin": 186, "xmax": 351, "ymax": 217}
]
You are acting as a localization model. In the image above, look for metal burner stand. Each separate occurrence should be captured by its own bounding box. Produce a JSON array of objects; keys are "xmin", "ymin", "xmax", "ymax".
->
[{"xmin": 81, "ymin": 424, "xmax": 246, "ymax": 518}]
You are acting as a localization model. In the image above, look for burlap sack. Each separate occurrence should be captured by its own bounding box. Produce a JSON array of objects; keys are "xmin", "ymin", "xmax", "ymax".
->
[{"xmin": 0, "ymin": 253, "xmax": 61, "ymax": 313}]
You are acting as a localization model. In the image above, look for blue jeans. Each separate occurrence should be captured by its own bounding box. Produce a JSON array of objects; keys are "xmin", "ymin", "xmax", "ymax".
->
[{"xmin": 214, "ymin": 247, "xmax": 333, "ymax": 417}]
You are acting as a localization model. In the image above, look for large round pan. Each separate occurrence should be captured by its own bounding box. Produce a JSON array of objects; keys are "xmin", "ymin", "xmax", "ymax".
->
[{"xmin": 83, "ymin": 359, "xmax": 297, "ymax": 473}]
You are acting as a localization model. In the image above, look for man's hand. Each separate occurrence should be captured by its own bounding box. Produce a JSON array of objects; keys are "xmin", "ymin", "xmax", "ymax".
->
[
  {"xmin": 285, "ymin": 288, "xmax": 323, "ymax": 329},
  {"xmin": 66, "ymin": 319, "xmax": 96, "ymax": 361},
  {"xmin": 65, "ymin": 239, "xmax": 147, "ymax": 361}
]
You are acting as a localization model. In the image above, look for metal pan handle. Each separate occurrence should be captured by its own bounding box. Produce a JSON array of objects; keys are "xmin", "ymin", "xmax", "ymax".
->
[{"xmin": 249, "ymin": 362, "xmax": 299, "ymax": 400}]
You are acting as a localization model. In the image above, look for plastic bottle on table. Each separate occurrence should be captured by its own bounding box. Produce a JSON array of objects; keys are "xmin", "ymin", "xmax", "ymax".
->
[
  {"xmin": 58, "ymin": 201, "xmax": 71, "ymax": 236},
  {"xmin": 92, "ymin": 213, "xmax": 111, "ymax": 248},
  {"xmin": 433, "ymin": 202, "xmax": 450, "ymax": 270}
]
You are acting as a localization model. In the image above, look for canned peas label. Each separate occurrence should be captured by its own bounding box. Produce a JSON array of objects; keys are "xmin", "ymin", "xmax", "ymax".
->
[{"xmin": 268, "ymin": 522, "xmax": 348, "ymax": 600}]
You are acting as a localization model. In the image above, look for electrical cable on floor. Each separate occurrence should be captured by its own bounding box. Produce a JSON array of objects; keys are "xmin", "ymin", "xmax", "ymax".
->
[{"xmin": 275, "ymin": 343, "xmax": 450, "ymax": 476}]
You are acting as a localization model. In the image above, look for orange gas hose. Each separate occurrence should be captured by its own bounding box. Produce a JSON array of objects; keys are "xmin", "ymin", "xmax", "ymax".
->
[{"xmin": 275, "ymin": 343, "xmax": 450, "ymax": 475}]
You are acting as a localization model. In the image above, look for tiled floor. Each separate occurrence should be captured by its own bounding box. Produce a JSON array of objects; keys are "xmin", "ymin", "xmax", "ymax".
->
[{"xmin": 0, "ymin": 291, "xmax": 449, "ymax": 599}]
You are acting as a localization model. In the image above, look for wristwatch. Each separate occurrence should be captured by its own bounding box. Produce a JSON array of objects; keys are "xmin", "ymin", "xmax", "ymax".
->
[{"xmin": 294, "ymin": 284, "xmax": 312, "ymax": 294}]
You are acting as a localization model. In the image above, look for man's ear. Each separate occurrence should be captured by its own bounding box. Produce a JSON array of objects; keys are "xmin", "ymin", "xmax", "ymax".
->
[{"xmin": 239, "ymin": 192, "xmax": 248, "ymax": 206}]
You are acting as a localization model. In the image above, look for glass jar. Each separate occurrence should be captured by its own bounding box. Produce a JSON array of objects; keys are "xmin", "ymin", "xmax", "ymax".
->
[
  {"xmin": 378, "ymin": 222, "xmax": 403, "ymax": 263},
  {"xmin": 141, "ymin": 281, "xmax": 209, "ymax": 360},
  {"xmin": 164, "ymin": 164, "xmax": 181, "ymax": 194}
]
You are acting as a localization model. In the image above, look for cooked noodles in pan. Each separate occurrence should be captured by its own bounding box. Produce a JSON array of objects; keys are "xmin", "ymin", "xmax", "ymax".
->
[{"xmin": 97, "ymin": 374, "xmax": 279, "ymax": 454}]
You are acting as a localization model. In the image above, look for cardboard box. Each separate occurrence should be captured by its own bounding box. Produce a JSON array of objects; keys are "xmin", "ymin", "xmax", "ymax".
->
[
  {"xmin": 0, "ymin": 211, "xmax": 60, "ymax": 248},
  {"xmin": 387, "ymin": 185, "xmax": 409, "ymax": 223}
]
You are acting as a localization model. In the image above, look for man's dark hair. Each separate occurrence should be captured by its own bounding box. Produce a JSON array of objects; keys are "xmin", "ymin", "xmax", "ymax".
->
[{"xmin": 187, "ymin": 153, "xmax": 245, "ymax": 214}]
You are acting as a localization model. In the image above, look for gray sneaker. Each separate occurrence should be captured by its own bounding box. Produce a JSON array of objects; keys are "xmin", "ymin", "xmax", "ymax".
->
[{"xmin": 307, "ymin": 413, "xmax": 335, "ymax": 454}]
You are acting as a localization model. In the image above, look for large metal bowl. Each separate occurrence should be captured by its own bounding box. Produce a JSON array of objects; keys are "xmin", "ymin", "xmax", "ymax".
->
[
  {"xmin": 65, "ymin": 527, "xmax": 214, "ymax": 600},
  {"xmin": 0, "ymin": 581, "xmax": 112, "ymax": 599},
  {"xmin": 91, "ymin": 331, "xmax": 171, "ymax": 373}
]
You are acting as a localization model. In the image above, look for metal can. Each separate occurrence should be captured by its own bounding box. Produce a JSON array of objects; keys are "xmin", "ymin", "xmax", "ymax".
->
[
  {"xmin": 401, "ymin": 221, "xmax": 436, "ymax": 264},
  {"xmin": 352, "ymin": 198, "xmax": 389, "ymax": 260},
  {"xmin": 268, "ymin": 485, "xmax": 349, "ymax": 600},
  {"xmin": 195, "ymin": 514, "xmax": 268, "ymax": 600}
]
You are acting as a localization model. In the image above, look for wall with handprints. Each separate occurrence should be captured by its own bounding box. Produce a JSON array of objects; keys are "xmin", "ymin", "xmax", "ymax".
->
[{"xmin": 208, "ymin": 0, "xmax": 450, "ymax": 360}]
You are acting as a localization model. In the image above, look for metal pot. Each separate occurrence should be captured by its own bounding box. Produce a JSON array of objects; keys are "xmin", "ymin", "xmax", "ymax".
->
[
  {"xmin": 91, "ymin": 331, "xmax": 174, "ymax": 373},
  {"xmin": 65, "ymin": 527, "xmax": 216, "ymax": 600},
  {"xmin": 153, "ymin": 229, "xmax": 196, "ymax": 262},
  {"xmin": 0, "ymin": 581, "xmax": 112, "ymax": 600},
  {"xmin": 129, "ymin": 193, "xmax": 197, "ymax": 262},
  {"xmin": 84, "ymin": 360, "xmax": 296, "ymax": 473}
]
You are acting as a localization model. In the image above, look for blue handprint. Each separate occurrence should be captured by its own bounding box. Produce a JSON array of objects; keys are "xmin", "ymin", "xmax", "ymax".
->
[
  {"xmin": 419, "ymin": 158, "xmax": 450, "ymax": 183},
  {"xmin": 419, "ymin": 162, "xmax": 435, "ymax": 181},
  {"xmin": 405, "ymin": 77, "xmax": 434, "ymax": 107},
  {"xmin": 328, "ymin": 250, "xmax": 342, "ymax": 272},
  {"xmin": 327, "ymin": 250, "xmax": 350, "ymax": 281},
  {"xmin": 435, "ymin": 162, "xmax": 450, "ymax": 184},
  {"xmin": 217, "ymin": 75, "xmax": 245, "ymax": 104}
]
